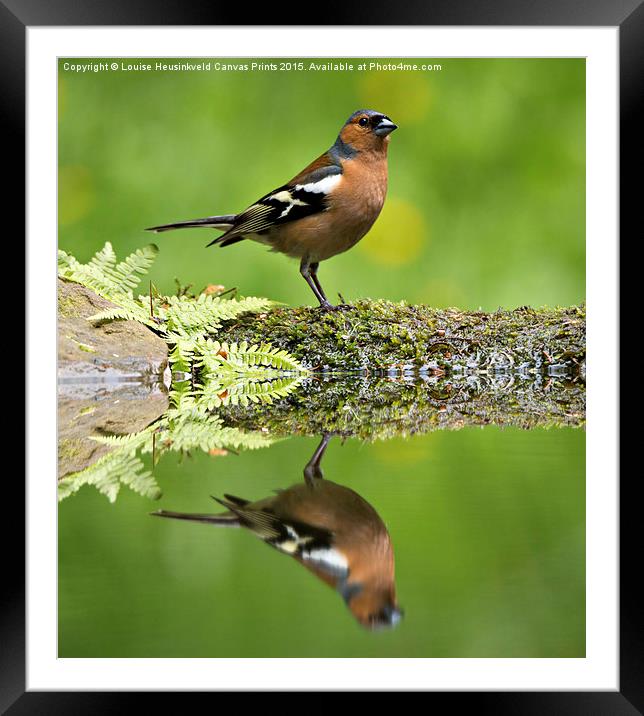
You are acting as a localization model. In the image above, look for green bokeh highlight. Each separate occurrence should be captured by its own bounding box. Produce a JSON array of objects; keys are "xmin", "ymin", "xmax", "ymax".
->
[{"xmin": 58, "ymin": 58, "xmax": 585, "ymax": 310}]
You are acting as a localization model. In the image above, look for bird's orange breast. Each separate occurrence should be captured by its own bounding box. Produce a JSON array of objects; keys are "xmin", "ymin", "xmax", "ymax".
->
[{"xmin": 260, "ymin": 152, "xmax": 389, "ymax": 264}]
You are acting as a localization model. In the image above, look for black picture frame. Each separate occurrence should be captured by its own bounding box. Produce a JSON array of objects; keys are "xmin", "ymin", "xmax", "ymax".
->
[{"xmin": 9, "ymin": 0, "xmax": 633, "ymax": 709}]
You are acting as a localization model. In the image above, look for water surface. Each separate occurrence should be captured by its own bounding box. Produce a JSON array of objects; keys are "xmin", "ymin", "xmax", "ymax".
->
[{"xmin": 58, "ymin": 383, "xmax": 584, "ymax": 657}]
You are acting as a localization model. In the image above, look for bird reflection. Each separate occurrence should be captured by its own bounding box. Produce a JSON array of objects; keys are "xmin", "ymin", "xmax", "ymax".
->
[{"xmin": 152, "ymin": 434, "xmax": 403, "ymax": 630}]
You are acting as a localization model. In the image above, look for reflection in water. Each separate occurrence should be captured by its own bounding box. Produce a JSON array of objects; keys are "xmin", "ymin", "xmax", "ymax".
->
[{"xmin": 152, "ymin": 434, "xmax": 403, "ymax": 630}]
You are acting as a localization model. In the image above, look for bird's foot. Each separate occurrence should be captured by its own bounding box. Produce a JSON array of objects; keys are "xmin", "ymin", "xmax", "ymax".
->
[{"xmin": 319, "ymin": 301, "xmax": 353, "ymax": 312}]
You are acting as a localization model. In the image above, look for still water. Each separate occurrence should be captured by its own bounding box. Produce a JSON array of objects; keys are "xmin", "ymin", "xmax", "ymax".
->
[{"xmin": 58, "ymin": 377, "xmax": 585, "ymax": 658}]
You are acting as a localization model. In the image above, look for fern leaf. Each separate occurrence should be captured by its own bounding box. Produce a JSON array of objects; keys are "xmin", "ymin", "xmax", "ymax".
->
[
  {"xmin": 196, "ymin": 339, "xmax": 308, "ymax": 375},
  {"xmin": 58, "ymin": 249, "xmax": 80, "ymax": 273},
  {"xmin": 169, "ymin": 379, "xmax": 195, "ymax": 411},
  {"xmin": 88, "ymin": 305, "xmax": 150, "ymax": 325},
  {"xmin": 90, "ymin": 425, "xmax": 155, "ymax": 450},
  {"xmin": 120, "ymin": 469, "xmax": 163, "ymax": 500},
  {"xmin": 109, "ymin": 244, "xmax": 159, "ymax": 292},
  {"xmin": 58, "ymin": 242, "xmax": 159, "ymax": 302},
  {"xmin": 89, "ymin": 242, "xmax": 117, "ymax": 274},
  {"xmin": 157, "ymin": 294, "xmax": 273, "ymax": 339},
  {"xmin": 58, "ymin": 448, "xmax": 158, "ymax": 503},
  {"xmin": 162, "ymin": 409, "xmax": 275, "ymax": 453},
  {"xmin": 167, "ymin": 335, "xmax": 196, "ymax": 373},
  {"xmin": 195, "ymin": 374, "xmax": 305, "ymax": 410}
]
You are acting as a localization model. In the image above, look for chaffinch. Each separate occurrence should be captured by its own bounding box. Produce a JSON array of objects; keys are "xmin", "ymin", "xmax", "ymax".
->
[
  {"xmin": 152, "ymin": 435, "xmax": 403, "ymax": 630},
  {"xmin": 147, "ymin": 109, "xmax": 398, "ymax": 311}
]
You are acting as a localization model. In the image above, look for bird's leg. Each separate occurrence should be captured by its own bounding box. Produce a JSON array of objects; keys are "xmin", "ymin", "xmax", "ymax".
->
[
  {"xmin": 312, "ymin": 264, "xmax": 355, "ymax": 310},
  {"xmin": 304, "ymin": 434, "xmax": 332, "ymax": 486},
  {"xmin": 300, "ymin": 258, "xmax": 334, "ymax": 310},
  {"xmin": 309, "ymin": 262, "xmax": 329, "ymax": 303},
  {"xmin": 300, "ymin": 259, "xmax": 352, "ymax": 311}
]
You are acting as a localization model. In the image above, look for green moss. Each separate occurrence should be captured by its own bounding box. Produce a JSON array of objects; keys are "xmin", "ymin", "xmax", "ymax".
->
[
  {"xmin": 68, "ymin": 337, "xmax": 97, "ymax": 353},
  {"xmin": 221, "ymin": 372, "xmax": 585, "ymax": 440},
  {"xmin": 216, "ymin": 300, "xmax": 585, "ymax": 373},
  {"xmin": 57, "ymin": 292, "xmax": 87, "ymax": 319},
  {"xmin": 216, "ymin": 301, "xmax": 585, "ymax": 440},
  {"xmin": 58, "ymin": 438, "xmax": 88, "ymax": 462}
]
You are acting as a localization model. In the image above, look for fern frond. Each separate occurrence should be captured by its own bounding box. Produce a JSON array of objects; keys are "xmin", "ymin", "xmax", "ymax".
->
[
  {"xmin": 196, "ymin": 339, "xmax": 308, "ymax": 375},
  {"xmin": 167, "ymin": 335, "xmax": 196, "ymax": 373},
  {"xmin": 119, "ymin": 468, "xmax": 163, "ymax": 500},
  {"xmin": 163, "ymin": 409, "xmax": 274, "ymax": 453},
  {"xmin": 156, "ymin": 294, "xmax": 271, "ymax": 338},
  {"xmin": 169, "ymin": 379, "xmax": 195, "ymax": 411},
  {"xmin": 88, "ymin": 303, "xmax": 155, "ymax": 327},
  {"xmin": 108, "ymin": 244, "xmax": 159, "ymax": 292},
  {"xmin": 58, "ymin": 242, "xmax": 159, "ymax": 302},
  {"xmin": 216, "ymin": 427, "xmax": 278, "ymax": 450},
  {"xmin": 89, "ymin": 242, "xmax": 117, "ymax": 274},
  {"xmin": 58, "ymin": 249, "xmax": 81, "ymax": 273},
  {"xmin": 58, "ymin": 448, "xmax": 158, "ymax": 503},
  {"xmin": 223, "ymin": 296, "xmax": 275, "ymax": 317},
  {"xmin": 58, "ymin": 253, "xmax": 115, "ymax": 297},
  {"xmin": 196, "ymin": 374, "xmax": 305, "ymax": 410},
  {"xmin": 90, "ymin": 425, "xmax": 155, "ymax": 450}
]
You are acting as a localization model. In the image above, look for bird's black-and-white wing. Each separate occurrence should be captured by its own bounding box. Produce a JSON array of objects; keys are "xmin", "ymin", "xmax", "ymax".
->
[
  {"xmin": 208, "ymin": 164, "xmax": 342, "ymax": 247},
  {"xmin": 213, "ymin": 497, "xmax": 345, "ymax": 575}
]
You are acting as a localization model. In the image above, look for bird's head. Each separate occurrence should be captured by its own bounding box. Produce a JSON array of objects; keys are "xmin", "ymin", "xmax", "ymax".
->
[
  {"xmin": 338, "ymin": 109, "xmax": 398, "ymax": 153},
  {"xmin": 343, "ymin": 582, "xmax": 404, "ymax": 631}
]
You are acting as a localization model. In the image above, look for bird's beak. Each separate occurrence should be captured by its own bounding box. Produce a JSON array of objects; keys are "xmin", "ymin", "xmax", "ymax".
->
[
  {"xmin": 383, "ymin": 605, "xmax": 404, "ymax": 626},
  {"xmin": 374, "ymin": 117, "xmax": 398, "ymax": 137}
]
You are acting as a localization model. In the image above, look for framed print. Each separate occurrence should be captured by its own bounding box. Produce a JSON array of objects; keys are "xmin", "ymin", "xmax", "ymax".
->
[{"xmin": 9, "ymin": 0, "xmax": 633, "ymax": 708}]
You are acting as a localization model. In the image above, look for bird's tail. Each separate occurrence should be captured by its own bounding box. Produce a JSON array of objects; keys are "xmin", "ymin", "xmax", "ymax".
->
[
  {"xmin": 145, "ymin": 215, "xmax": 237, "ymax": 233},
  {"xmin": 150, "ymin": 509, "xmax": 239, "ymax": 526}
]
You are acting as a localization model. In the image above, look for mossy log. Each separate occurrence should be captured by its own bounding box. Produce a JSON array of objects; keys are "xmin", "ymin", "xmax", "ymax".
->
[
  {"xmin": 59, "ymin": 279, "xmax": 585, "ymax": 378},
  {"xmin": 217, "ymin": 300, "xmax": 585, "ymax": 375},
  {"xmin": 216, "ymin": 301, "xmax": 585, "ymax": 437}
]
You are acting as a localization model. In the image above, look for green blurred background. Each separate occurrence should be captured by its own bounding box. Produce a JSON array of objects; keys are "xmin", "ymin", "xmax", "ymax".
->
[
  {"xmin": 58, "ymin": 58, "xmax": 585, "ymax": 658},
  {"xmin": 58, "ymin": 58, "xmax": 585, "ymax": 310}
]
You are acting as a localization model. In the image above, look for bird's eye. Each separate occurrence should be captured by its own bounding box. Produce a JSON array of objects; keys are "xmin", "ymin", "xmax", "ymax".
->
[{"xmin": 358, "ymin": 117, "xmax": 369, "ymax": 127}]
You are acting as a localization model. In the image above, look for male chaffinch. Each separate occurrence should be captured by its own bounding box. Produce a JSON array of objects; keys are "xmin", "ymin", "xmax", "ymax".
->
[
  {"xmin": 147, "ymin": 109, "xmax": 398, "ymax": 311},
  {"xmin": 152, "ymin": 435, "xmax": 403, "ymax": 630}
]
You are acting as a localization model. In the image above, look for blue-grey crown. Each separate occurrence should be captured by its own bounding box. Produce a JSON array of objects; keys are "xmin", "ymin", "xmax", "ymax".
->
[{"xmin": 344, "ymin": 109, "xmax": 389, "ymax": 125}]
